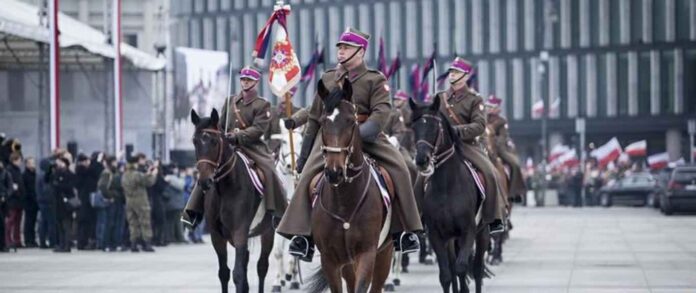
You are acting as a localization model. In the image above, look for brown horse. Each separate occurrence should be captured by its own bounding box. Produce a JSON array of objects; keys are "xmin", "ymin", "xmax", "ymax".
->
[
  {"xmin": 190, "ymin": 109, "xmax": 276, "ymax": 293},
  {"xmin": 307, "ymin": 80, "xmax": 393, "ymax": 293},
  {"xmin": 483, "ymin": 125, "xmax": 511, "ymax": 266}
]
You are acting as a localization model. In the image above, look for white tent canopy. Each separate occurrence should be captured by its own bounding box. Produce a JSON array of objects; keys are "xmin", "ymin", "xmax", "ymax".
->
[{"xmin": 0, "ymin": 0, "xmax": 165, "ymax": 70}]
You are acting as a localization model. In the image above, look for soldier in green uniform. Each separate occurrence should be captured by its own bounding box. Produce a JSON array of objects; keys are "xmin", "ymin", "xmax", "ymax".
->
[
  {"xmin": 432, "ymin": 57, "xmax": 505, "ymax": 234},
  {"xmin": 383, "ymin": 90, "xmax": 417, "ymax": 180},
  {"xmin": 485, "ymin": 95, "xmax": 527, "ymax": 200},
  {"xmin": 181, "ymin": 66, "xmax": 288, "ymax": 228},
  {"xmin": 277, "ymin": 28, "xmax": 423, "ymax": 261},
  {"xmin": 121, "ymin": 153, "xmax": 157, "ymax": 252},
  {"xmin": 265, "ymin": 86, "xmax": 309, "ymax": 155}
]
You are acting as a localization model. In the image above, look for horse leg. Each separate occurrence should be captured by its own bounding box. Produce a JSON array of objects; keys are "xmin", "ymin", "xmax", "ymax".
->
[
  {"xmin": 473, "ymin": 229, "xmax": 490, "ymax": 293},
  {"xmin": 271, "ymin": 234, "xmax": 284, "ymax": 292},
  {"xmin": 322, "ymin": 258, "xmax": 344, "ymax": 293},
  {"xmin": 257, "ymin": 226, "xmax": 274, "ymax": 293},
  {"xmin": 428, "ymin": 233, "xmax": 453, "ymax": 293},
  {"xmin": 353, "ymin": 249, "xmax": 377, "ymax": 293},
  {"xmin": 342, "ymin": 264, "xmax": 357, "ymax": 293},
  {"xmin": 371, "ymin": 244, "xmax": 394, "ymax": 293},
  {"xmin": 230, "ymin": 231, "xmax": 250, "ymax": 293},
  {"xmin": 455, "ymin": 225, "xmax": 477, "ymax": 293},
  {"xmin": 211, "ymin": 233, "xmax": 230, "ymax": 293},
  {"xmin": 447, "ymin": 241, "xmax": 461, "ymax": 293}
]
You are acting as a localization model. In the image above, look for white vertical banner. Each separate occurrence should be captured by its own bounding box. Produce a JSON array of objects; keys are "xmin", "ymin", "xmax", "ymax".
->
[
  {"xmin": 48, "ymin": 0, "xmax": 60, "ymax": 151},
  {"xmin": 113, "ymin": 0, "xmax": 123, "ymax": 153}
]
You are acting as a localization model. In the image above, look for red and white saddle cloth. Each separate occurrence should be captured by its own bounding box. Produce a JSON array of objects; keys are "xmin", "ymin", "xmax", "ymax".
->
[
  {"xmin": 237, "ymin": 151, "xmax": 265, "ymax": 196},
  {"xmin": 462, "ymin": 159, "xmax": 486, "ymax": 225}
]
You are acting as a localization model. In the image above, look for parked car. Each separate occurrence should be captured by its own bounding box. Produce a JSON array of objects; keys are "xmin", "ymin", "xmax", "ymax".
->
[
  {"xmin": 660, "ymin": 165, "xmax": 696, "ymax": 215},
  {"xmin": 599, "ymin": 172, "xmax": 660, "ymax": 207}
]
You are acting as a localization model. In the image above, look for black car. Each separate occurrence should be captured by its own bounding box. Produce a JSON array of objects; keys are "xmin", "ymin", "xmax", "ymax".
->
[
  {"xmin": 660, "ymin": 165, "xmax": 696, "ymax": 215},
  {"xmin": 599, "ymin": 173, "xmax": 660, "ymax": 207}
]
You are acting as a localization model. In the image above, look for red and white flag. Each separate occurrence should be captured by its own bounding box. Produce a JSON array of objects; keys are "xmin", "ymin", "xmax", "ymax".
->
[
  {"xmin": 558, "ymin": 148, "xmax": 580, "ymax": 168},
  {"xmin": 625, "ymin": 140, "xmax": 647, "ymax": 157},
  {"xmin": 647, "ymin": 152, "xmax": 669, "ymax": 170},
  {"xmin": 590, "ymin": 137, "xmax": 622, "ymax": 167},
  {"xmin": 549, "ymin": 98, "xmax": 560, "ymax": 118},
  {"xmin": 532, "ymin": 99, "xmax": 544, "ymax": 119},
  {"xmin": 548, "ymin": 144, "xmax": 570, "ymax": 163}
]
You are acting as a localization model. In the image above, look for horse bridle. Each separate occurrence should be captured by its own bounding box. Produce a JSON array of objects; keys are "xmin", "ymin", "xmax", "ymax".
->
[
  {"xmin": 414, "ymin": 113, "xmax": 455, "ymax": 176},
  {"xmin": 194, "ymin": 129, "xmax": 238, "ymax": 182},
  {"xmin": 320, "ymin": 100, "xmax": 365, "ymax": 185}
]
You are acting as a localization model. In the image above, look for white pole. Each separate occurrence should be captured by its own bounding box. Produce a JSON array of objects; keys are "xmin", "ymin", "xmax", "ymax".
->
[
  {"xmin": 48, "ymin": 0, "xmax": 60, "ymax": 151},
  {"xmin": 224, "ymin": 50, "xmax": 233, "ymax": 134},
  {"xmin": 113, "ymin": 0, "xmax": 123, "ymax": 153}
]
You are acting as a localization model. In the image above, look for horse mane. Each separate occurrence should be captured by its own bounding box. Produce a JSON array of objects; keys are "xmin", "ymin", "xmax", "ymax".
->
[{"xmin": 323, "ymin": 88, "xmax": 345, "ymax": 114}]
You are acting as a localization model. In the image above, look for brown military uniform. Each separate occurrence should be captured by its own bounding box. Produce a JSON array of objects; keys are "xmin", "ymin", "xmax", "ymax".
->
[
  {"xmin": 383, "ymin": 106, "xmax": 417, "ymax": 181},
  {"xmin": 277, "ymin": 62, "xmax": 423, "ymax": 237},
  {"xmin": 184, "ymin": 90, "xmax": 288, "ymax": 219},
  {"xmin": 488, "ymin": 113, "xmax": 527, "ymax": 198},
  {"xmin": 265, "ymin": 101, "xmax": 307, "ymax": 155},
  {"xmin": 436, "ymin": 87, "xmax": 502, "ymax": 223}
]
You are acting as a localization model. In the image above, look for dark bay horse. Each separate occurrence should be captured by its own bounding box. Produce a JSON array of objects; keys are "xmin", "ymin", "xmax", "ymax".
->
[
  {"xmin": 307, "ymin": 80, "xmax": 393, "ymax": 293},
  {"xmin": 409, "ymin": 96, "xmax": 490, "ymax": 293},
  {"xmin": 190, "ymin": 109, "xmax": 275, "ymax": 293}
]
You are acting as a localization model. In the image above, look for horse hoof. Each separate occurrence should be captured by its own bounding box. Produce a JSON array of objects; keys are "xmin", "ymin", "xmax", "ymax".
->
[
  {"xmin": 271, "ymin": 285, "xmax": 282, "ymax": 292},
  {"xmin": 285, "ymin": 274, "xmax": 293, "ymax": 282},
  {"xmin": 280, "ymin": 280, "xmax": 286, "ymax": 286},
  {"xmin": 290, "ymin": 282, "xmax": 300, "ymax": 290},
  {"xmin": 393, "ymin": 278, "xmax": 401, "ymax": 286},
  {"xmin": 384, "ymin": 284, "xmax": 396, "ymax": 292}
]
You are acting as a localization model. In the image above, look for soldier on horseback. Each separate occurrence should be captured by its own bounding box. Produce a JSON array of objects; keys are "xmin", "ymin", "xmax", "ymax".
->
[
  {"xmin": 276, "ymin": 27, "xmax": 423, "ymax": 261},
  {"xmin": 182, "ymin": 66, "xmax": 288, "ymax": 229},
  {"xmin": 432, "ymin": 57, "xmax": 506, "ymax": 234},
  {"xmin": 485, "ymin": 95, "xmax": 527, "ymax": 200}
]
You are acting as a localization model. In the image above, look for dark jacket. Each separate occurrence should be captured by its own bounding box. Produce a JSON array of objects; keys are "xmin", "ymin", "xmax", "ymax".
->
[
  {"xmin": 0, "ymin": 167, "xmax": 13, "ymax": 208},
  {"xmin": 6, "ymin": 163, "xmax": 25, "ymax": 209},
  {"xmin": 22, "ymin": 168, "xmax": 38, "ymax": 210},
  {"xmin": 51, "ymin": 167, "xmax": 77, "ymax": 215}
]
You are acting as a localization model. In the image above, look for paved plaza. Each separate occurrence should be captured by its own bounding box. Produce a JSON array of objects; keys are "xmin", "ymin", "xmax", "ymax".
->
[{"xmin": 2, "ymin": 206, "xmax": 696, "ymax": 292}]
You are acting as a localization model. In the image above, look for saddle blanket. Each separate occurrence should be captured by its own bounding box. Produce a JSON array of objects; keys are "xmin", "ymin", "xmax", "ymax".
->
[{"xmin": 237, "ymin": 151, "xmax": 264, "ymax": 196}]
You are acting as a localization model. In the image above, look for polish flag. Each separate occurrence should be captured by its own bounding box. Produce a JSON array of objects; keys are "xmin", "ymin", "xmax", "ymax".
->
[
  {"xmin": 548, "ymin": 144, "xmax": 570, "ymax": 162},
  {"xmin": 532, "ymin": 99, "xmax": 544, "ymax": 119},
  {"xmin": 668, "ymin": 157, "xmax": 686, "ymax": 168},
  {"xmin": 647, "ymin": 152, "xmax": 669, "ymax": 170},
  {"xmin": 558, "ymin": 149, "xmax": 580, "ymax": 168},
  {"xmin": 625, "ymin": 140, "xmax": 647, "ymax": 157},
  {"xmin": 618, "ymin": 152, "xmax": 631, "ymax": 164},
  {"xmin": 590, "ymin": 137, "xmax": 622, "ymax": 167}
]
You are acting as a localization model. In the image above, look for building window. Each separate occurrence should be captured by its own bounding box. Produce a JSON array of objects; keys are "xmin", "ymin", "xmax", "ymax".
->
[
  {"xmin": 596, "ymin": 54, "xmax": 607, "ymax": 117},
  {"xmin": 630, "ymin": 0, "xmax": 643, "ymax": 43},
  {"xmin": 661, "ymin": 50, "xmax": 675, "ymax": 114},
  {"xmin": 676, "ymin": 0, "xmax": 691, "ymax": 41},
  {"xmin": 684, "ymin": 50, "xmax": 696, "ymax": 114},
  {"xmin": 577, "ymin": 55, "xmax": 587, "ymax": 117},
  {"xmin": 638, "ymin": 52, "xmax": 651, "ymax": 115},
  {"xmin": 654, "ymin": 0, "xmax": 666, "ymax": 42},
  {"xmin": 589, "ymin": 0, "xmax": 600, "ymax": 46},
  {"xmin": 558, "ymin": 58, "xmax": 567, "ymax": 118},
  {"xmin": 609, "ymin": 0, "xmax": 621, "ymax": 45},
  {"xmin": 617, "ymin": 53, "xmax": 629, "ymax": 116},
  {"xmin": 207, "ymin": 0, "xmax": 217, "ymax": 12}
]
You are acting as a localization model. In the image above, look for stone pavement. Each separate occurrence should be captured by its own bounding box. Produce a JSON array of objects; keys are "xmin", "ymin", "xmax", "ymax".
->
[{"xmin": 1, "ymin": 207, "xmax": 696, "ymax": 292}]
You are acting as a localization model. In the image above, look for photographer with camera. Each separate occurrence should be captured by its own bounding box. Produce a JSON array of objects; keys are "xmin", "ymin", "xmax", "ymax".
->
[{"xmin": 51, "ymin": 157, "xmax": 78, "ymax": 253}]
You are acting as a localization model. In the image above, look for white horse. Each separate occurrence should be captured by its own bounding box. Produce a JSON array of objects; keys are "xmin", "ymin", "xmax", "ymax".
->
[{"xmin": 270, "ymin": 119, "xmax": 304, "ymax": 292}]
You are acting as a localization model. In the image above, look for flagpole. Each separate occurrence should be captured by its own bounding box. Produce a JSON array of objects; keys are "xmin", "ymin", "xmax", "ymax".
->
[
  {"xmin": 224, "ymin": 48, "xmax": 234, "ymax": 134},
  {"xmin": 285, "ymin": 92, "xmax": 296, "ymax": 175}
]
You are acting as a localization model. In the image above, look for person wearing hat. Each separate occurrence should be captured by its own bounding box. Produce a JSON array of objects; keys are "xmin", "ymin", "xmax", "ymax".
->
[
  {"xmin": 181, "ymin": 66, "xmax": 288, "ymax": 229},
  {"xmin": 383, "ymin": 90, "xmax": 417, "ymax": 179},
  {"xmin": 277, "ymin": 27, "xmax": 423, "ymax": 261},
  {"xmin": 430, "ymin": 57, "xmax": 505, "ymax": 234},
  {"xmin": 121, "ymin": 153, "xmax": 158, "ymax": 252},
  {"xmin": 486, "ymin": 95, "xmax": 527, "ymax": 201}
]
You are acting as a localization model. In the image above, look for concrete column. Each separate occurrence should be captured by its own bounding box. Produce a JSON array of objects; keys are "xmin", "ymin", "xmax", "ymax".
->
[
  {"xmin": 490, "ymin": 0, "xmax": 500, "ymax": 53},
  {"xmin": 599, "ymin": 0, "xmax": 610, "ymax": 45},
  {"xmin": 560, "ymin": 0, "xmax": 571, "ymax": 48},
  {"xmin": 454, "ymin": 0, "xmax": 467, "ymax": 54},
  {"xmin": 506, "ymin": 0, "xmax": 518, "ymax": 52},
  {"xmin": 586, "ymin": 54, "xmax": 597, "ymax": 117},
  {"xmin": 513, "ymin": 58, "xmax": 525, "ymax": 120},
  {"xmin": 525, "ymin": 0, "xmax": 536, "ymax": 51},
  {"xmin": 579, "ymin": 0, "xmax": 590, "ymax": 47},
  {"xmin": 472, "ymin": 0, "xmax": 483, "ymax": 54},
  {"xmin": 606, "ymin": 53, "xmax": 618, "ymax": 117},
  {"xmin": 674, "ymin": 48, "xmax": 684, "ymax": 114},
  {"xmin": 567, "ymin": 55, "xmax": 578, "ymax": 118},
  {"xmin": 666, "ymin": 129, "xmax": 682, "ymax": 161},
  {"xmin": 643, "ymin": 0, "xmax": 653, "ymax": 43},
  {"xmin": 628, "ymin": 52, "xmax": 639, "ymax": 116},
  {"xmin": 650, "ymin": 51, "xmax": 661, "ymax": 115},
  {"xmin": 666, "ymin": 0, "xmax": 676, "ymax": 41},
  {"xmin": 620, "ymin": 0, "xmax": 630, "ymax": 44},
  {"xmin": 691, "ymin": 0, "xmax": 696, "ymax": 40},
  {"xmin": 531, "ymin": 58, "xmax": 540, "ymax": 118},
  {"xmin": 549, "ymin": 56, "xmax": 560, "ymax": 118},
  {"xmin": 78, "ymin": 0, "xmax": 89, "ymax": 23},
  {"xmin": 478, "ymin": 60, "xmax": 490, "ymax": 96},
  {"xmin": 495, "ymin": 59, "xmax": 508, "ymax": 116}
]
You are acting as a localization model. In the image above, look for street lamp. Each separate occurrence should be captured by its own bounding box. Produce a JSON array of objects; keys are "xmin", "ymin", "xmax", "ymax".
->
[{"xmin": 538, "ymin": 51, "xmax": 549, "ymax": 205}]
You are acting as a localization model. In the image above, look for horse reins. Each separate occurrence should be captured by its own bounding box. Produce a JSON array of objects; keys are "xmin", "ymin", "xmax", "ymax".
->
[
  {"xmin": 194, "ymin": 129, "xmax": 238, "ymax": 182},
  {"xmin": 415, "ymin": 114, "xmax": 456, "ymax": 170},
  {"xmin": 320, "ymin": 100, "xmax": 365, "ymax": 184}
]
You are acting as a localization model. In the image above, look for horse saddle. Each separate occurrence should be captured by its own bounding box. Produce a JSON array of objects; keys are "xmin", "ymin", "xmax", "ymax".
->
[{"xmin": 236, "ymin": 151, "xmax": 266, "ymax": 196}]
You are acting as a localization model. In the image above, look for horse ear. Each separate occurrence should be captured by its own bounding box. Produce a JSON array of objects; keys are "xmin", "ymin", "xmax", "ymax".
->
[
  {"xmin": 408, "ymin": 97, "xmax": 418, "ymax": 111},
  {"xmin": 342, "ymin": 79, "xmax": 353, "ymax": 101},
  {"xmin": 430, "ymin": 95, "xmax": 441, "ymax": 111},
  {"xmin": 317, "ymin": 79, "xmax": 329, "ymax": 100},
  {"xmin": 190, "ymin": 109, "xmax": 200, "ymax": 125},
  {"xmin": 210, "ymin": 108, "xmax": 219, "ymax": 125}
]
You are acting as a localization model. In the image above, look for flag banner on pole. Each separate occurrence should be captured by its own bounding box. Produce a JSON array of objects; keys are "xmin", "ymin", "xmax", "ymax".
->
[
  {"xmin": 409, "ymin": 64, "xmax": 421, "ymax": 101},
  {"xmin": 625, "ymin": 140, "xmax": 647, "ymax": 157},
  {"xmin": 647, "ymin": 152, "xmax": 669, "ymax": 170},
  {"xmin": 377, "ymin": 36, "xmax": 387, "ymax": 75},
  {"xmin": 590, "ymin": 137, "xmax": 623, "ymax": 168},
  {"xmin": 421, "ymin": 50, "xmax": 436, "ymax": 83},
  {"xmin": 386, "ymin": 53, "xmax": 401, "ymax": 80}
]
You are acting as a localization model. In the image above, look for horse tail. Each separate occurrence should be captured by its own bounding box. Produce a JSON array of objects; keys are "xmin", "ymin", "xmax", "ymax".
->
[
  {"xmin": 307, "ymin": 268, "xmax": 329, "ymax": 293},
  {"xmin": 248, "ymin": 213, "xmax": 271, "ymax": 238}
]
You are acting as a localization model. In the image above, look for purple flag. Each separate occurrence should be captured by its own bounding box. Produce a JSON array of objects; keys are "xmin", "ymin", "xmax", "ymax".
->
[
  {"xmin": 386, "ymin": 52, "xmax": 401, "ymax": 80},
  {"xmin": 378, "ymin": 37, "xmax": 387, "ymax": 75}
]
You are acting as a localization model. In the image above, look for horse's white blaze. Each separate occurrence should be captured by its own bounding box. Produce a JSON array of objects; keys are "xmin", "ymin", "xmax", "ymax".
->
[{"xmin": 327, "ymin": 108, "xmax": 340, "ymax": 122}]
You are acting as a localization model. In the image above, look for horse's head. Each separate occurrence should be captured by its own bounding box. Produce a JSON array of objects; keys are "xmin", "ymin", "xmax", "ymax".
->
[
  {"xmin": 190, "ymin": 108, "xmax": 223, "ymax": 191},
  {"xmin": 318, "ymin": 79, "xmax": 359, "ymax": 186},
  {"xmin": 409, "ymin": 95, "xmax": 450, "ymax": 175}
]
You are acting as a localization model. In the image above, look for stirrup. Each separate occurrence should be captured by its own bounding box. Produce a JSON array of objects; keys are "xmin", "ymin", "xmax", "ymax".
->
[
  {"xmin": 289, "ymin": 236, "xmax": 314, "ymax": 262},
  {"xmin": 397, "ymin": 232, "xmax": 421, "ymax": 254}
]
